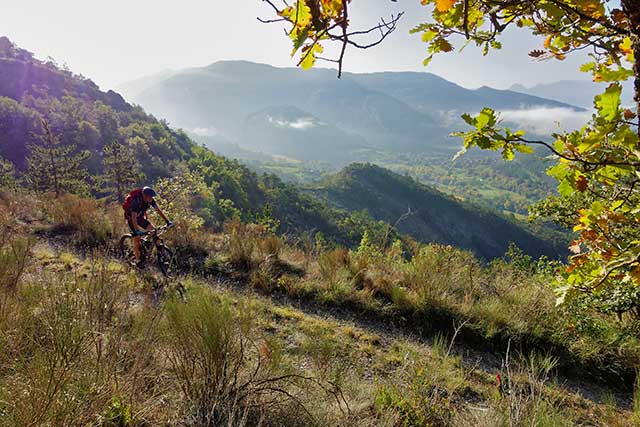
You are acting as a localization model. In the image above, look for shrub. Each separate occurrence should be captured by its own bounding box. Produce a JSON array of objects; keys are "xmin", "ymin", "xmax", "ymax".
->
[
  {"xmin": 257, "ymin": 234, "xmax": 283, "ymax": 260},
  {"xmin": 0, "ymin": 229, "xmax": 33, "ymax": 295},
  {"xmin": 318, "ymin": 248, "xmax": 351, "ymax": 283},
  {"xmin": 486, "ymin": 353, "xmax": 572, "ymax": 427},
  {"xmin": 374, "ymin": 346, "xmax": 462, "ymax": 426},
  {"xmin": 0, "ymin": 262, "xmax": 140, "ymax": 427},
  {"xmin": 223, "ymin": 219, "xmax": 258, "ymax": 270},
  {"xmin": 47, "ymin": 193, "xmax": 114, "ymax": 247},
  {"xmin": 162, "ymin": 289, "xmax": 320, "ymax": 426}
]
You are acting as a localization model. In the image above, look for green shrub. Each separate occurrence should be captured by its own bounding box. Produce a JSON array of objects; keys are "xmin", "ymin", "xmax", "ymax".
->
[{"xmin": 93, "ymin": 397, "xmax": 133, "ymax": 427}]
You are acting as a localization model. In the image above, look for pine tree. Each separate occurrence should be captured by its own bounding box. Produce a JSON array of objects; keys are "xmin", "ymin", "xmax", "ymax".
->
[
  {"xmin": 98, "ymin": 142, "xmax": 144, "ymax": 202},
  {"xmin": 26, "ymin": 120, "xmax": 89, "ymax": 196},
  {"xmin": 0, "ymin": 157, "xmax": 17, "ymax": 189}
]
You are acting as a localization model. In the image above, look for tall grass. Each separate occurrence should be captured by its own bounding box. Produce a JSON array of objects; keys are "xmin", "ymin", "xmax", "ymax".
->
[
  {"xmin": 46, "ymin": 193, "xmax": 117, "ymax": 247},
  {"xmin": 162, "ymin": 288, "xmax": 343, "ymax": 426},
  {"xmin": 0, "ymin": 262, "xmax": 140, "ymax": 427}
]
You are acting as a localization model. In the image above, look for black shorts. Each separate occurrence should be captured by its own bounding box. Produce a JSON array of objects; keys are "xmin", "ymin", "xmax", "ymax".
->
[{"xmin": 125, "ymin": 213, "xmax": 150, "ymax": 234}]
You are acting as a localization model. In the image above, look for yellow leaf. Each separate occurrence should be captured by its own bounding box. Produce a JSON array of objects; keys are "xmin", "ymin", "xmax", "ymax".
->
[
  {"xmin": 435, "ymin": 0, "xmax": 457, "ymax": 12},
  {"xmin": 620, "ymin": 37, "xmax": 633, "ymax": 55},
  {"xmin": 299, "ymin": 43, "xmax": 324, "ymax": 70}
]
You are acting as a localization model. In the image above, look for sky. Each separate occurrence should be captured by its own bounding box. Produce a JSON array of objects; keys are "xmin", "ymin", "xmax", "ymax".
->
[{"xmin": 0, "ymin": 0, "xmax": 591, "ymax": 91}]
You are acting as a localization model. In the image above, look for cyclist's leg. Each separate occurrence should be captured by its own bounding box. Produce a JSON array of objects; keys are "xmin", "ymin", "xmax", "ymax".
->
[
  {"xmin": 126, "ymin": 216, "xmax": 142, "ymax": 261},
  {"xmin": 136, "ymin": 217, "xmax": 153, "ymax": 258}
]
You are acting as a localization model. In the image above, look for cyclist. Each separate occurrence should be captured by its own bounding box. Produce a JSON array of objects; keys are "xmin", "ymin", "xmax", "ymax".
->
[{"xmin": 123, "ymin": 186, "xmax": 172, "ymax": 267}]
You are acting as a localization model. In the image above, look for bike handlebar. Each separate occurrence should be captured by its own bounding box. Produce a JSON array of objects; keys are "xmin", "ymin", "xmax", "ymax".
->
[{"xmin": 141, "ymin": 222, "xmax": 174, "ymax": 238}]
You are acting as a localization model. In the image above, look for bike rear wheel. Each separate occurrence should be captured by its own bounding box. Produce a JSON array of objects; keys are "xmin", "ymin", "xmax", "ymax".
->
[
  {"xmin": 119, "ymin": 235, "xmax": 137, "ymax": 266},
  {"xmin": 156, "ymin": 245, "xmax": 176, "ymax": 278}
]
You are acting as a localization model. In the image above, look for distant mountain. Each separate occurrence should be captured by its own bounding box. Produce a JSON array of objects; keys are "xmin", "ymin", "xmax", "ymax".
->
[
  {"xmin": 310, "ymin": 163, "xmax": 566, "ymax": 260},
  {"xmin": 510, "ymin": 79, "xmax": 634, "ymax": 109},
  {"xmin": 121, "ymin": 61, "xmax": 581, "ymax": 160},
  {"xmin": 114, "ymin": 69, "xmax": 177, "ymax": 99},
  {"xmin": 351, "ymin": 72, "xmax": 577, "ymax": 114},
  {"xmin": 0, "ymin": 37, "xmax": 358, "ymax": 242}
]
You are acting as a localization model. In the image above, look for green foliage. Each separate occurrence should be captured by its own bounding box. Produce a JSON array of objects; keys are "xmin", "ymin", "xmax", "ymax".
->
[
  {"xmin": 153, "ymin": 167, "xmax": 209, "ymax": 232},
  {"xmin": 98, "ymin": 142, "xmax": 144, "ymax": 202},
  {"xmin": 26, "ymin": 120, "xmax": 90, "ymax": 196},
  {"xmin": 0, "ymin": 157, "xmax": 17, "ymax": 189},
  {"xmin": 256, "ymin": 203, "xmax": 280, "ymax": 234},
  {"xmin": 94, "ymin": 397, "xmax": 133, "ymax": 427}
]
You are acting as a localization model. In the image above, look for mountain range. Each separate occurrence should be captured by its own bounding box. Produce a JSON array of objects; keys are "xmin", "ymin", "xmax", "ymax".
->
[
  {"xmin": 510, "ymin": 79, "xmax": 634, "ymax": 109},
  {"xmin": 119, "ymin": 61, "xmax": 582, "ymax": 163}
]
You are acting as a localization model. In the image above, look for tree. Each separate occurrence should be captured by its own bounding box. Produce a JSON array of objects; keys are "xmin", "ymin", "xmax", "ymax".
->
[
  {"xmin": 0, "ymin": 157, "xmax": 17, "ymax": 189},
  {"xmin": 26, "ymin": 120, "xmax": 90, "ymax": 196},
  {"xmin": 98, "ymin": 142, "xmax": 144, "ymax": 202},
  {"xmin": 261, "ymin": 0, "xmax": 640, "ymax": 312}
]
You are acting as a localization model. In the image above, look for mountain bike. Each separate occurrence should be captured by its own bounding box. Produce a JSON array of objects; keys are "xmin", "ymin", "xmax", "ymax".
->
[{"xmin": 119, "ymin": 223, "xmax": 176, "ymax": 277}]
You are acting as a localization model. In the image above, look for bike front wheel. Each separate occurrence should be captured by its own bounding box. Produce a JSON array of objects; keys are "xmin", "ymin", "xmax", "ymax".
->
[
  {"xmin": 119, "ymin": 235, "xmax": 137, "ymax": 266},
  {"xmin": 156, "ymin": 245, "xmax": 176, "ymax": 278}
]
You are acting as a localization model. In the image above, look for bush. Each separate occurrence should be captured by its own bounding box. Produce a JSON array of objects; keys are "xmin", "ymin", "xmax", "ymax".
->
[
  {"xmin": 47, "ymin": 193, "xmax": 114, "ymax": 247},
  {"xmin": 0, "ymin": 229, "xmax": 33, "ymax": 295},
  {"xmin": 223, "ymin": 219, "xmax": 258, "ymax": 270},
  {"xmin": 318, "ymin": 248, "xmax": 351, "ymax": 283},
  {"xmin": 0, "ymin": 263, "xmax": 138, "ymax": 427},
  {"xmin": 162, "ymin": 288, "xmax": 319, "ymax": 426}
]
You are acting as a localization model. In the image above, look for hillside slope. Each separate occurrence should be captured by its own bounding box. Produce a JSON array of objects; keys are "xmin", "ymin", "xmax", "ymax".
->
[
  {"xmin": 310, "ymin": 164, "xmax": 566, "ymax": 260},
  {"xmin": 0, "ymin": 37, "xmax": 351, "ymax": 243}
]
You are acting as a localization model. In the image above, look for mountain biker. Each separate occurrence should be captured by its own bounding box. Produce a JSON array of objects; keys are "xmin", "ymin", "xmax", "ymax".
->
[{"xmin": 123, "ymin": 186, "xmax": 172, "ymax": 267}]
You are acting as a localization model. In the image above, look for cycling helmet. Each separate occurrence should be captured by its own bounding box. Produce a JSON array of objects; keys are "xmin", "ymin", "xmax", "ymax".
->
[{"xmin": 142, "ymin": 186, "xmax": 157, "ymax": 197}]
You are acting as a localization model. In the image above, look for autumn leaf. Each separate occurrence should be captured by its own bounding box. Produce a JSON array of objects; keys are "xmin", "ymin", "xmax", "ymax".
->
[
  {"xmin": 569, "ymin": 240, "xmax": 582, "ymax": 254},
  {"xmin": 299, "ymin": 42, "xmax": 324, "ymax": 69},
  {"xmin": 576, "ymin": 175, "xmax": 588, "ymax": 192},
  {"xmin": 623, "ymin": 109, "xmax": 636, "ymax": 120},
  {"xmin": 435, "ymin": 0, "xmax": 458, "ymax": 12},
  {"xmin": 619, "ymin": 37, "xmax": 633, "ymax": 55}
]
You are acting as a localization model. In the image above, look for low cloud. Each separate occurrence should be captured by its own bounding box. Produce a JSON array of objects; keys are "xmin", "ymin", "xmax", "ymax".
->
[
  {"xmin": 192, "ymin": 126, "xmax": 218, "ymax": 137},
  {"xmin": 268, "ymin": 116, "xmax": 316, "ymax": 130},
  {"xmin": 499, "ymin": 107, "xmax": 591, "ymax": 135}
]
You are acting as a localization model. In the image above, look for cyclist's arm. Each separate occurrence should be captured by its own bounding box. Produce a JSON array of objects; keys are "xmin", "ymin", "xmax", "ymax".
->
[{"xmin": 155, "ymin": 205, "xmax": 170, "ymax": 224}]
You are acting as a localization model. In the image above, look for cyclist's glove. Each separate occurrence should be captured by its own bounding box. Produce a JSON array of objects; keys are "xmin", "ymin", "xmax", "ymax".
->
[{"xmin": 166, "ymin": 220, "xmax": 174, "ymax": 227}]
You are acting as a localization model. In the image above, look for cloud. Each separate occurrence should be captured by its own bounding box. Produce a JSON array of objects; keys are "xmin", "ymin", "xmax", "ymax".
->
[
  {"xmin": 192, "ymin": 126, "xmax": 218, "ymax": 137},
  {"xmin": 499, "ymin": 107, "xmax": 590, "ymax": 135},
  {"xmin": 268, "ymin": 116, "xmax": 317, "ymax": 130}
]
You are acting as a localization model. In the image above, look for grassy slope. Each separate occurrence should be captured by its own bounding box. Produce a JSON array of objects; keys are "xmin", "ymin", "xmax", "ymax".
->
[{"xmin": 1, "ymin": 190, "xmax": 638, "ymax": 426}]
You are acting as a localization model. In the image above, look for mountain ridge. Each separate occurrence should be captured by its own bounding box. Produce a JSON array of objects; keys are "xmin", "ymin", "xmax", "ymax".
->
[
  {"xmin": 121, "ymin": 60, "xmax": 583, "ymax": 159},
  {"xmin": 308, "ymin": 163, "xmax": 566, "ymax": 260}
]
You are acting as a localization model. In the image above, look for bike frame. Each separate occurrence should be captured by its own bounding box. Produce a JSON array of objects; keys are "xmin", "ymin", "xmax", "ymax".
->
[{"xmin": 135, "ymin": 224, "xmax": 173, "ymax": 262}]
